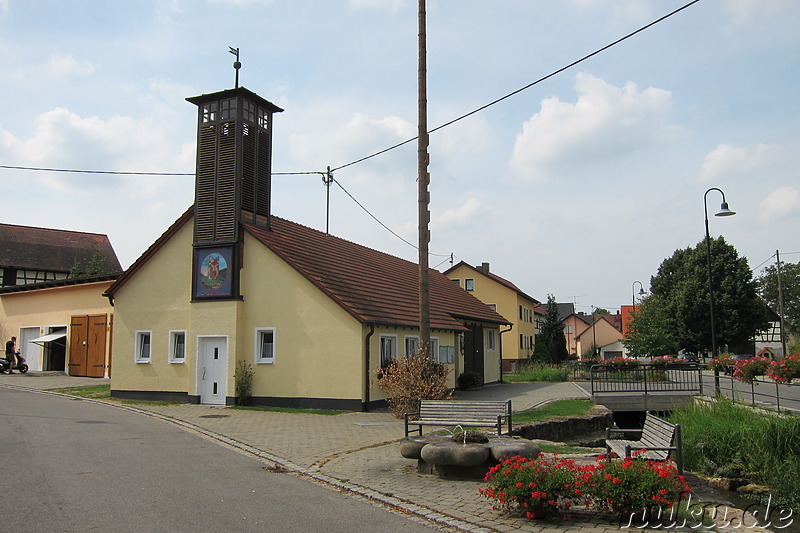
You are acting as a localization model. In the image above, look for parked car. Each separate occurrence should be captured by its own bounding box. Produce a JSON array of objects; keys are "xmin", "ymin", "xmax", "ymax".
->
[{"xmin": 677, "ymin": 353, "xmax": 699, "ymax": 363}]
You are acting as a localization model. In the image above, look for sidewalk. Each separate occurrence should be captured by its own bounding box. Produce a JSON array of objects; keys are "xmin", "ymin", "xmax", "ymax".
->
[{"xmin": 1, "ymin": 372, "xmax": 772, "ymax": 533}]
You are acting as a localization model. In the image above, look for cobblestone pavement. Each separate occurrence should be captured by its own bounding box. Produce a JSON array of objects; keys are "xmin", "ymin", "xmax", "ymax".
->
[{"xmin": 1, "ymin": 372, "xmax": 777, "ymax": 533}]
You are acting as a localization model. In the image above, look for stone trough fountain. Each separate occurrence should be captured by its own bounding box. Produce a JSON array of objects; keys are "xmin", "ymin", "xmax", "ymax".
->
[{"xmin": 400, "ymin": 427, "xmax": 540, "ymax": 479}]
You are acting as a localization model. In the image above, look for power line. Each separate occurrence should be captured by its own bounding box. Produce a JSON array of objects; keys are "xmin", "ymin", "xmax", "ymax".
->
[
  {"xmin": 0, "ymin": 164, "xmax": 321, "ymax": 177},
  {"xmin": 330, "ymin": 0, "xmax": 702, "ymax": 173}
]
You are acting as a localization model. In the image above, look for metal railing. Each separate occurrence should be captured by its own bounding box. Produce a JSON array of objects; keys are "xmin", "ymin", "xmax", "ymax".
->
[
  {"xmin": 708, "ymin": 373, "xmax": 800, "ymax": 414},
  {"xmin": 586, "ymin": 363, "xmax": 704, "ymax": 395}
]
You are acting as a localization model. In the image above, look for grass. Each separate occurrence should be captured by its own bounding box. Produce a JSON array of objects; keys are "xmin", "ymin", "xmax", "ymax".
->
[
  {"xmin": 668, "ymin": 398, "xmax": 800, "ymax": 508},
  {"xmin": 514, "ymin": 399, "xmax": 594, "ymax": 424},
  {"xmin": 49, "ymin": 384, "xmax": 111, "ymax": 399},
  {"xmin": 505, "ymin": 362, "xmax": 570, "ymax": 382},
  {"xmin": 48, "ymin": 384, "xmax": 344, "ymax": 413}
]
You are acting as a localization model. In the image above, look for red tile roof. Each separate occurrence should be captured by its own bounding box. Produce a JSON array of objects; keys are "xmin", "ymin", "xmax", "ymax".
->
[
  {"xmin": 245, "ymin": 218, "xmax": 510, "ymax": 331},
  {"xmin": 105, "ymin": 209, "xmax": 509, "ymax": 331},
  {"xmin": 0, "ymin": 223, "xmax": 121, "ymax": 273}
]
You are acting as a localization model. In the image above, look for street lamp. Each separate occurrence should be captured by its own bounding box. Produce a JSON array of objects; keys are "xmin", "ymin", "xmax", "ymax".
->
[
  {"xmin": 631, "ymin": 280, "xmax": 645, "ymax": 307},
  {"xmin": 704, "ymin": 187, "xmax": 736, "ymax": 363}
]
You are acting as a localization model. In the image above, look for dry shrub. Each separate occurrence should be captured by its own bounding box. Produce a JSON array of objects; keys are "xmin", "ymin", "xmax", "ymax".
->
[{"xmin": 377, "ymin": 350, "xmax": 451, "ymax": 418}]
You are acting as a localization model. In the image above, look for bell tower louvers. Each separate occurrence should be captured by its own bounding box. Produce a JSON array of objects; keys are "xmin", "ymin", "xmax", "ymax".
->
[{"xmin": 186, "ymin": 87, "xmax": 283, "ymax": 300}]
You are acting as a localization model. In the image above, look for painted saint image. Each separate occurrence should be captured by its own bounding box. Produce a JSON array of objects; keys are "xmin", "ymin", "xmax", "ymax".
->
[{"xmin": 199, "ymin": 253, "xmax": 228, "ymax": 290}]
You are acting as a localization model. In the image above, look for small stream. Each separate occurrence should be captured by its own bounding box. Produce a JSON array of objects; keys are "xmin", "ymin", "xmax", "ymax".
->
[{"xmin": 689, "ymin": 477, "xmax": 797, "ymax": 532}]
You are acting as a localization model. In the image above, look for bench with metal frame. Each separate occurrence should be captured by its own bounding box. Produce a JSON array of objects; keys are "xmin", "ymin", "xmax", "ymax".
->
[
  {"xmin": 605, "ymin": 412, "xmax": 683, "ymax": 474},
  {"xmin": 404, "ymin": 399, "xmax": 512, "ymax": 437}
]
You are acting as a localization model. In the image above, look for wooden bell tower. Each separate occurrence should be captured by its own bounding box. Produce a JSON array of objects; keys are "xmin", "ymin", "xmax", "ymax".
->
[{"xmin": 186, "ymin": 87, "xmax": 283, "ymax": 300}]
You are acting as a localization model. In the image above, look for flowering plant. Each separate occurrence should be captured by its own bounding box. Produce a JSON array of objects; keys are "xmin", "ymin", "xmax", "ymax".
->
[
  {"xmin": 648, "ymin": 355, "xmax": 683, "ymax": 368},
  {"xmin": 479, "ymin": 454, "xmax": 590, "ymax": 520},
  {"xmin": 767, "ymin": 354, "xmax": 800, "ymax": 384},
  {"xmin": 732, "ymin": 356, "xmax": 771, "ymax": 384},
  {"xmin": 603, "ymin": 357, "xmax": 640, "ymax": 370},
  {"xmin": 708, "ymin": 354, "xmax": 735, "ymax": 372},
  {"xmin": 480, "ymin": 453, "xmax": 690, "ymax": 521},
  {"xmin": 583, "ymin": 454, "xmax": 690, "ymax": 516}
]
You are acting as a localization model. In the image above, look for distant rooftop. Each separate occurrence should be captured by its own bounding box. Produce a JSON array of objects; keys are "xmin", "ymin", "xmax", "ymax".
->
[{"xmin": 0, "ymin": 223, "xmax": 122, "ymax": 274}]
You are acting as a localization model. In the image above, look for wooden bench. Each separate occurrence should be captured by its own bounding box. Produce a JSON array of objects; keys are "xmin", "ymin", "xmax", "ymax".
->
[
  {"xmin": 404, "ymin": 399, "xmax": 512, "ymax": 437},
  {"xmin": 605, "ymin": 412, "xmax": 683, "ymax": 474}
]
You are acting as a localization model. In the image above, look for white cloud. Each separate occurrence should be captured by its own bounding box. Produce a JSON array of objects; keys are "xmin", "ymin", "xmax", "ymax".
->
[
  {"xmin": 509, "ymin": 73, "xmax": 673, "ymax": 181},
  {"xmin": 432, "ymin": 198, "xmax": 488, "ymax": 230},
  {"xmin": 698, "ymin": 143, "xmax": 786, "ymax": 184},
  {"xmin": 0, "ymin": 0, "xmax": 8, "ymax": 17},
  {"xmin": 760, "ymin": 187, "xmax": 800, "ymax": 219},
  {"xmin": 45, "ymin": 53, "xmax": 95, "ymax": 78},
  {"xmin": 291, "ymin": 112, "xmax": 413, "ymax": 166}
]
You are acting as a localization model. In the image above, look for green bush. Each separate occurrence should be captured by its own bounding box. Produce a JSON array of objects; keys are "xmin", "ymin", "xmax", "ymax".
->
[
  {"xmin": 457, "ymin": 370, "xmax": 483, "ymax": 389},
  {"xmin": 234, "ymin": 360, "xmax": 254, "ymax": 406}
]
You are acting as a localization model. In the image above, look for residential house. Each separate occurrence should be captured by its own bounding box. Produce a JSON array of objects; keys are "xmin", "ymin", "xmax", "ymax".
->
[
  {"xmin": 0, "ymin": 224, "xmax": 121, "ymax": 375},
  {"xmin": 105, "ymin": 86, "xmax": 509, "ymax": 410},
  {"xmin": 444, "ymin": 262, "xmax": 538, "ymax": 372},
  {"xmin": 563, "ymin": 311, "xmax": 624, "ymax": 359}
]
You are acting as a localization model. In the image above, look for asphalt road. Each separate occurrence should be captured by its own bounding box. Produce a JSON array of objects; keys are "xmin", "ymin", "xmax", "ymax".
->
[{"xmin": 0, "ymin": 387, "xmax": 442, "ymax": 533}]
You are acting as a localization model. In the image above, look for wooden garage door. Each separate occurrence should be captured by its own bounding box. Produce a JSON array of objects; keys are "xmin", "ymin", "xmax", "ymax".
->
[{"xmin": 69, "ymin": 314, "xmax": 107, "ymax": 377}]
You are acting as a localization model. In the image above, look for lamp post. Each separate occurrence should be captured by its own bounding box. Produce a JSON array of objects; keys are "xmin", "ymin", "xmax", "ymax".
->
[
  {"xmin": 704, "ymin": 187, "xmax": 735, "ymax": 392},
  {"xmin": 631, "ymin": 280, "xmax": 645, "ymax": 307}
]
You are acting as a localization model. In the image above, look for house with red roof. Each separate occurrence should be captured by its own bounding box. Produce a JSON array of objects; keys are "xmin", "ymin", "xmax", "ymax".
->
[
  {"xmin": 104, "ymin": 86, "xmax": 508, "ymax": 410},
  {"xmin": 444, "ymin": 261, "xmax": 539, "ymax": 372}
]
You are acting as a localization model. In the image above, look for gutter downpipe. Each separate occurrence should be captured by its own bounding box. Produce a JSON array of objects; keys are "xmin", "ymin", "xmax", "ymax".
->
[
  {"xmin": 499, "ymin": 324, "xmax": 514, "ymax": 383},
  {"xmin": 364, "ymin": 324, "xmax": 375, "ymax": 412}
]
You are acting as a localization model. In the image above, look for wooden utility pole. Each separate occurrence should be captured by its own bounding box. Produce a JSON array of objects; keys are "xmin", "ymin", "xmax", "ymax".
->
[{"xmin": 418, "ymin": 0, "xmax": 431, "ymax": 353}]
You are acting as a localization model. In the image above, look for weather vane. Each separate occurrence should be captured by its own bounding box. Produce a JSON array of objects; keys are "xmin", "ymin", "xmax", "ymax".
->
[{"xmin": 229, "ymin": 46, "xmax": 241, "ymax": 88}]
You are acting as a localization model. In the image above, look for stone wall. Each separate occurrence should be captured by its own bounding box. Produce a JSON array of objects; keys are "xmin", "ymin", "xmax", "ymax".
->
[{"xmin": 510, "ymin": 405, "xmax": 613, "ymax": 442}]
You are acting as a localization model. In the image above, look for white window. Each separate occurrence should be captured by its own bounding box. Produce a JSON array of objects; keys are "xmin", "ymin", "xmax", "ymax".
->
[
  {"xmin": 380, "ymin": 335, "xmax": 397, "ymax": 367},
  {"xmin": 169, "ymin": 331, "xmax": 186, "ymax": 363},
  {"xmin": 437, "ymin": 345, "xmax": 455, "ymax": 364},
  {"xmin": 405, "ymin": 336, "xmax": 419, "ymax": 357},
  {"xmin": 135, "ymin": 331, "xmax": 151, "ymax": 363},
  {"xmin": 464, "ymin": 278, "xmax": 475, "ymax": 291},
  {"xmin": 486, "ymin": 329, "xmax": 496, "ymax": 351},
  {"xmin": 487, "ymin": 303, "xmax": 497, "ymax": 312},
  {"xmin": 255, "ymin": 328, "xmax": 275, "ymax": 363}
]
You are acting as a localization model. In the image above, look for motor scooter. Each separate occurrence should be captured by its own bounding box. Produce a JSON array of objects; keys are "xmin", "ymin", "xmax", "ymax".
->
[{"xmin": 0, "ymin": 351, "xmax": 28, "ymax": 374}]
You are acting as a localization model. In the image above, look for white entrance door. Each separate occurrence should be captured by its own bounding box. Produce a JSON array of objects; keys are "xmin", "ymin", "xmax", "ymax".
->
[
  {"xmin": 19, "ymin": 327, "xmax": 41, "ymax": 371},
  {"xmin": 197, "ymin": 336, "xmax": 228, "ymax": 405}
]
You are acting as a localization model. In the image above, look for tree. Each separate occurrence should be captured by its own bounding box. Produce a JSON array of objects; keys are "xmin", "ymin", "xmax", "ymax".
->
[
  {"xmin": 593, "ymin": 307, "xmax": 611, "ymax": 315},
  {"xmin": 69, "ymin": 251, "xmax": 111, "ymax": 278},
  {"xmin": 537, "ymin": 294, "xmax": 569, "ymax": 363},
  {"xmin": 623, "ymin": 294, "xmax": 678, "ymax": 357},
  {"xmin": 635, "ymin": 237, "xmax": 767, "ymax": 355},
  {"xmin": 757, "ymin": 260, "xmax": 800, "ymax": 336}
]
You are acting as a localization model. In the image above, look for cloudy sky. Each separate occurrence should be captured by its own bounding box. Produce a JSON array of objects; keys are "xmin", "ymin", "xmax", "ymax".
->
[{"xmin": 1, "ymin": 0, "xmax": 798, "ymax": 313}]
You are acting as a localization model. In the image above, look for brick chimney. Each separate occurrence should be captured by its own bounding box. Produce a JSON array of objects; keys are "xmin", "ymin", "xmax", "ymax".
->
[{"xmin": 478, "ymin": 262, "xmax": 490, "ymax": 274}]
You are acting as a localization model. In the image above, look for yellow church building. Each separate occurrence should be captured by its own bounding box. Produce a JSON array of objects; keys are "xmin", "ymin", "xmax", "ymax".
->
[{"xmin": 105, "ymin": 86, "xmax": 508, "ymax": 410}]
